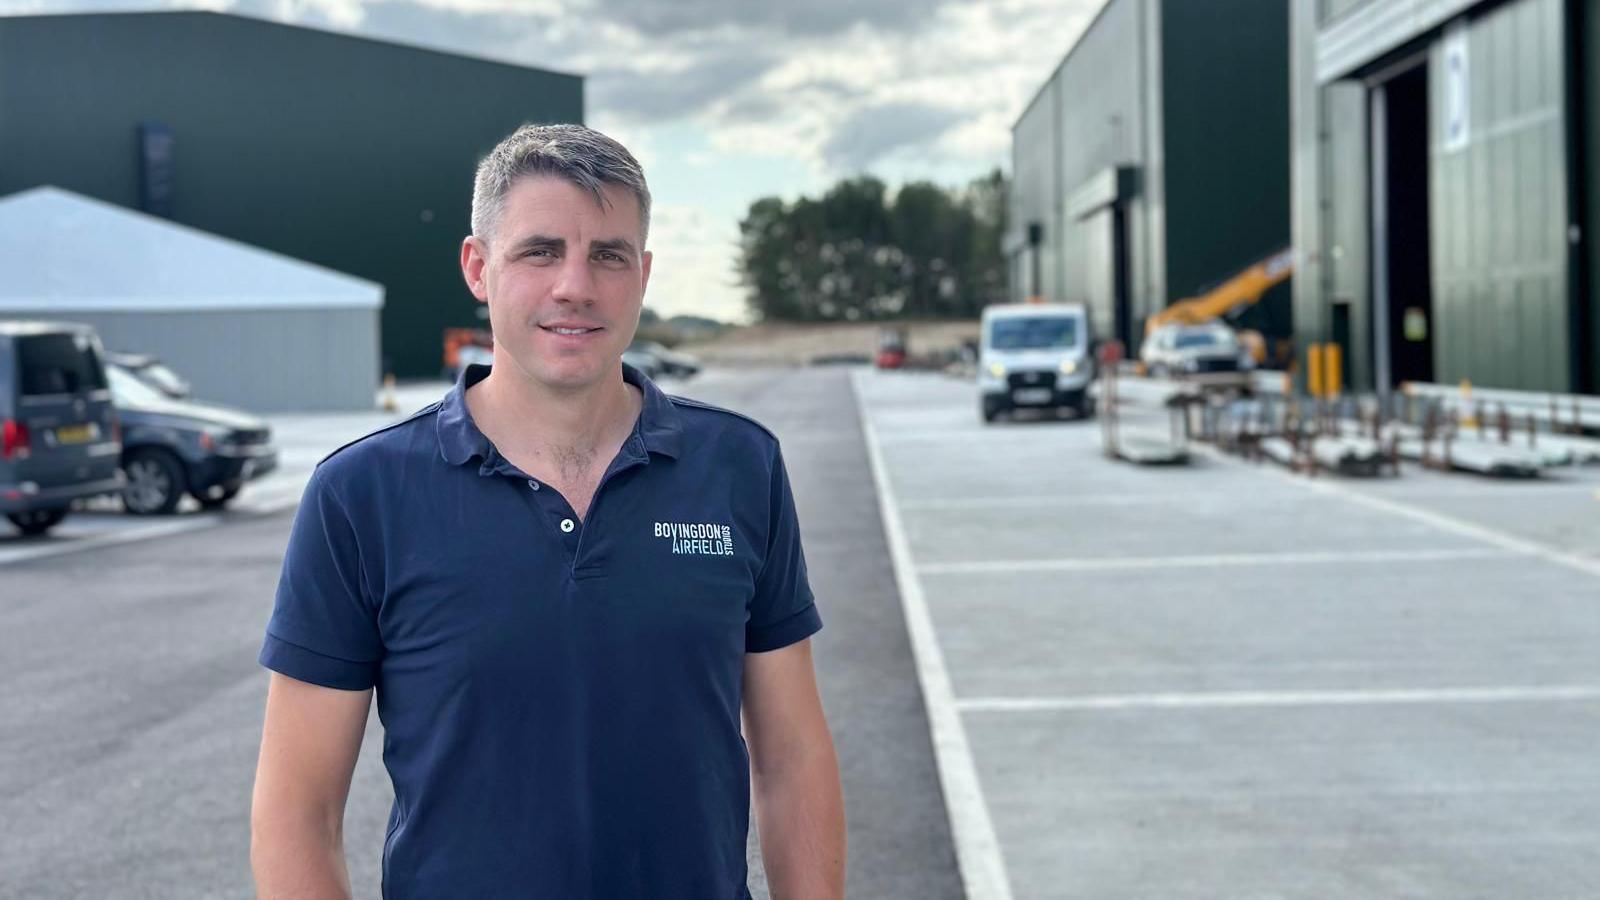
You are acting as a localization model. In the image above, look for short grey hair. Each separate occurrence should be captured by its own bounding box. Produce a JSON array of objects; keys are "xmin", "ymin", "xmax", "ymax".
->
[{"xmin": 470, "ymin": 123, "xmax": 652, "ymax": 248}]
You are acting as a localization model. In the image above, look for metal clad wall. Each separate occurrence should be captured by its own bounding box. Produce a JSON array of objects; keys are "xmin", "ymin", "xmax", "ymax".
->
[
  {"xmin": 1011, "ymin": 79, "xmax": 1061, "ymax": 302},
  {"xmin": 1432, "ymin": 0, "xmax": 1569, "ymax": 389},
  {"xmin": 1323, "ymin": 83, "xmax": 1374, "ymax": 389},
  {"xmin": 1584, "ymin": 0, "xmax": 1599, "ymax": 389},
  {"xmin": 0, "ymin": 12, "xmax": 582, "ymax": 378},
  {"xmin": 1, "ymin": 309, "xmax": 378, "ymax": 411},
  {"xmin": 1291, "ymin": 0, "xmax": 1326, "ymax": 345},
  {"xmin": 1159, "ymin": 0, "xmax": 1291, "ymax": 339},
  {"xmin": 1050, "ymin": 0, "xmax": 1159, "ymax": 339}
]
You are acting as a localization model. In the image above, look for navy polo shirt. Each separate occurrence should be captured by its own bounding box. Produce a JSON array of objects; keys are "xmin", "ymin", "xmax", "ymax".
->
[{"xmin": 259, "ymin": 363, "xmax": 821, "ymax": 899}]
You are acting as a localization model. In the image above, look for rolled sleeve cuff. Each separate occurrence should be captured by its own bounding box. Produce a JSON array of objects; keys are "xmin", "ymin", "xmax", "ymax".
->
[
  {"xmin": 259, "ymin": 632, "xmax": 379, "ymax": 691},
  {"xmin": 745, "ymin": 603, "xmax": 822, "ymax": 653}
]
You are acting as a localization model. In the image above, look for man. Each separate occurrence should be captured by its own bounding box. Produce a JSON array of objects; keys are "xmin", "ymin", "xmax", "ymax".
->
[{"xmin": 251, "ymin": 124, "xmax": 846, "ymax": 899}]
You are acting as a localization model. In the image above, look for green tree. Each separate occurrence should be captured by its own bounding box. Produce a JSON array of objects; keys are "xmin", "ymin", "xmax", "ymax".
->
[{"xmin": 738, "ymin": 170, "xmax": 1010, "ymax": 322}]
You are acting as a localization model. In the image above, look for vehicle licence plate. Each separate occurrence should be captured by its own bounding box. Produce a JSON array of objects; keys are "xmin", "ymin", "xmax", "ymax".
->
[
  {"xmin": 1012, "ymin": 388, "xmax": 1053, "ymax": 405},
  {"xmin": 54, "ymin": 423, "xmax": 96, "ymax": 445}
]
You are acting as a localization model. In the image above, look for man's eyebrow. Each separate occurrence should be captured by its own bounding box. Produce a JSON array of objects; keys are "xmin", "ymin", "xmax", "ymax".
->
[
  {"xmin": 506, "ymin": 234, "xmax": 565, "ymax": 255},
  {"xmin": 590, "ymin": 237, "xmax": 638, "ymax": 257}
]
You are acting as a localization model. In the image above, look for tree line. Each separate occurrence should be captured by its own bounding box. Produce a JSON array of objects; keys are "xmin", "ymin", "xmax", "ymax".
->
[{"xmin": 737, "ymin": 170, "xmax": 1008, "ymax": 323}]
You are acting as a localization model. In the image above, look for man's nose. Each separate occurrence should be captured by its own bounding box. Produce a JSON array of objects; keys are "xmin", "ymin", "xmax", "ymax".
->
[{"xmin": 550, "ymin": 254, "xmax": 597, "ymax": 305}]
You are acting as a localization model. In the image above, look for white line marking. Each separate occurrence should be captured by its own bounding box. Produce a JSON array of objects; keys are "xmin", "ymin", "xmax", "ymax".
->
[
  {"xmin": 1193, "ymin": 444, "xmax": 1600, "ymax": 581},
  {"xmin": 919, "ymin": 547, "xmax": 1511, "ymax": 575},
  {"xmin": 957, "ymin": 685, "xmax": 1600, "ymax": 713},
  {"xmin": 898, "ymin": 492, "xmax": 1250, "ymax": 511},
  {"xmin": 851, "ymin": 371, "xmax": 1014, "ymax": 900},
  {"xmin": 0, "ymin": 496, "xmax": 300, "ymax": 566}
]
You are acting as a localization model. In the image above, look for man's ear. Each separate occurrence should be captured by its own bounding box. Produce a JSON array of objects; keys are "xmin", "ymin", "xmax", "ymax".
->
[
  {"xmin": 640, "ymin": 249, "xmax": 653, "ymax": 296},
  {"xmin": 460, "ymin": 236, "xmax": 490, "ymax": 302}
]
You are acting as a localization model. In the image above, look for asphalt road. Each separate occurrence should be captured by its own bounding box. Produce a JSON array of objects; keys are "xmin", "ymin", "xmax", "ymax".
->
[{"xmin": 0, "ymin": 366, "xmax": 962, "ymax": 900}]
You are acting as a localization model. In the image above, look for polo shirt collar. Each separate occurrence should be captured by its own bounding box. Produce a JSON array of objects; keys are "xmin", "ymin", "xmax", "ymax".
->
[{"xmin": 437, "ymin": 362, "xmax": 682, "ymax": 467}]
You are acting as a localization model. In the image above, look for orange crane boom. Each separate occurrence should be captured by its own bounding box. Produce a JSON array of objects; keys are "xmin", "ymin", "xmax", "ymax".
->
[{"xmin": 1145, "ymin": 248, "xmax": 1295, "ymax": 337}]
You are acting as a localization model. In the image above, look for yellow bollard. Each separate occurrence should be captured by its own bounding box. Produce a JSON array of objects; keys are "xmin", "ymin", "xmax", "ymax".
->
[
  {"xmin": 1307, "ymin": 344, "xmax": 1325, "ymax": 399},
  {"xmin": 1325, "ymin": 343, "xmax": 1342, "ymax": 399}
]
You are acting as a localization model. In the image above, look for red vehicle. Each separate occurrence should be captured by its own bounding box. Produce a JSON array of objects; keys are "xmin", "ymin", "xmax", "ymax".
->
[{"xmin": 875, "ymin": 327, "xmax": 907, "ymax": 370}]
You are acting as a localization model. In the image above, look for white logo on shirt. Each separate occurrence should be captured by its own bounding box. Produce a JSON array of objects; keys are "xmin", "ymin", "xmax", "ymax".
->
[{"xmin": 653, "ymin": 521, "xmax": 735, "ymax": 556}]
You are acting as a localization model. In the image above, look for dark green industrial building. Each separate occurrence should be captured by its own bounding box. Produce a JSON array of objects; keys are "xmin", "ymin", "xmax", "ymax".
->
[
  {"xmin": 1006, "ymin": 0, "xmax": 1291, "ymax": 355},
  {"xmin": 0, "ymin": 11, "xmax": 583, "ymax": 378},
  {"xmin": 1292, "ymin": 0, "xmax": 1596, "ymax": 394}
]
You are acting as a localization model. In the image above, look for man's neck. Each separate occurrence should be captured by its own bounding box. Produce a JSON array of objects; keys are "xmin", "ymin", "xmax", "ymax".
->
[{"xmin": 467, "ymin": 361, "xmax": 641, "ymax": 466}]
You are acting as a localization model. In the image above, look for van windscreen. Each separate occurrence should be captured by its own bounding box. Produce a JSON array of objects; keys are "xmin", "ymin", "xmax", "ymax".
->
[
  {"xmin": 17, "ymin": 333, "xmax": 109, "ymax": 396},
  {"xmin": 989, "ymin": 317, "xmax": 1078, "ymax": 351}
]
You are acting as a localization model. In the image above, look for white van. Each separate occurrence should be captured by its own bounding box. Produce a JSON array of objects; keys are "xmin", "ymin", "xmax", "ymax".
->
[{"xmin": 977, "ymin": 303, "xmax": 1094, "ymax": 422}]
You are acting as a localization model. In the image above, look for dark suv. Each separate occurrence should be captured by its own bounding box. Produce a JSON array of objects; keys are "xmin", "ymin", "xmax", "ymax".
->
[
  {"xmin": 1, "ymin": 322, "xmax": 124, "ymax": 536},
  {"xmin": 106, "ymin": 362, "xmax": 278, "ymax": 514}
]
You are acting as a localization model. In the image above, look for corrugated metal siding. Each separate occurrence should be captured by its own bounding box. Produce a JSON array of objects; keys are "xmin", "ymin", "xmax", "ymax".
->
[
  {"xmin": 1586, "ymin": 0, "xmax": 1599, "ymax": 390},
  {"xmin": 1, "ymin": 308, "xmax": 378, "ymax": 411},
  {"xmin": 1011, "ymin": 78, "xmax": 1061, "ymax": 303},
  {"xmin": 1291, "ymin": 0, "xmax": 1326, "ymax": 348},
  {"xmin": 0, "ymin": 12, "xmax": 581, "ymax": 377},
  {"xmin": 1049, "ymin": 0, "xmax": 1159, "ymax": 339},
  {"xmin": 1323, "ymin": 83, "xmax": 1375, "ymax": 390},
  {"xmin": 1431, "ymin": 0, "xmax": 1569, "ymax": 389}
]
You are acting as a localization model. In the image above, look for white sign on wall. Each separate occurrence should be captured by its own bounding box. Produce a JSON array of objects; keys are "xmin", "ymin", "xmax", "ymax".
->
[{"xmin": 1442, "ymin": 21, "xmax": 1470, "ymax": 152}]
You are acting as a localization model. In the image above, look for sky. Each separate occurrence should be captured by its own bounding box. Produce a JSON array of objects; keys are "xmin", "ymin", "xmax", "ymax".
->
[{"xmin": 1, "ymin": 0, "xmax": 1103, "ymax": 322}]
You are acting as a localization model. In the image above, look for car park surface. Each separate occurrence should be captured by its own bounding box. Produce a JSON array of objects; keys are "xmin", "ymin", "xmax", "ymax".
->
[{"xmin": 854, "ymin": 368, "xmax": 1600, "ymax": 899}]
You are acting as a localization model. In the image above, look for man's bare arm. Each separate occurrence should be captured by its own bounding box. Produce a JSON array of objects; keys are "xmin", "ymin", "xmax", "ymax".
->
[
  {"xmin": 251, "ymin": 672, "xmax": 372, "ymax": 900},
  {"xmin": 743, "ymin": 639, "xmax": 846, "ymax": 899}
]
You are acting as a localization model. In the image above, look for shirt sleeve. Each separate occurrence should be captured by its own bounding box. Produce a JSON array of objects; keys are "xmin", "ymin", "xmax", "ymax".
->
[
  {"xmin": 746, "ymin": 442, "xmax": 822, "ymax": 652},
  {"xmin": 258, "ymin": 466, "xmax": 383, "ymax": 690}
]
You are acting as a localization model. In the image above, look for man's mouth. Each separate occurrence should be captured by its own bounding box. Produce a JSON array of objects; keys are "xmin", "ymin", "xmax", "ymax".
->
[{"xmin": 540, "ymin": 324, "xmax": 604, "ymax": 336}]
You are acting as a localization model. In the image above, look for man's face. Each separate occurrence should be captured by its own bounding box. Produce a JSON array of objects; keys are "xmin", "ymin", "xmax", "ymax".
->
[{"xmin": 461, "ymin": 175, "xmax": 651, "ymax": 393}]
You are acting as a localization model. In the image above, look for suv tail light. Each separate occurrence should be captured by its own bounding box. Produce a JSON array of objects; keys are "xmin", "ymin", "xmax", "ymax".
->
[{"xmin": 2, "ymin": 419, "xmax": 30, "ymax": 460}]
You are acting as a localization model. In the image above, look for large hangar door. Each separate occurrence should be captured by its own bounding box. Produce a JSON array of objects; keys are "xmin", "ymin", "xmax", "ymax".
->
[{"xmin": 1372, "ymin": 62, "xmax": 1436, "ymax": 390}]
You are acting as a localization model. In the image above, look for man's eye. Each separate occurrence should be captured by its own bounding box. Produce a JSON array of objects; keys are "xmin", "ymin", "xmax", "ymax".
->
[{"xmin": 596, "ymin": 251, "xmax": 626, "ymax": 263}]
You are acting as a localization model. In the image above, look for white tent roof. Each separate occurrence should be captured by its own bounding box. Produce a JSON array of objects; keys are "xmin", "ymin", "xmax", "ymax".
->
[{"xmin": 0, "ymin": 186, "xmax": 383, "ymax": 312}]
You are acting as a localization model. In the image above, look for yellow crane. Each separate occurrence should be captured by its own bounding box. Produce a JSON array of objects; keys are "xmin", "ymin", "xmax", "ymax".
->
[{"xmin": 1144, "ymin": 248, "xmax": 1295, "ymax": 363}]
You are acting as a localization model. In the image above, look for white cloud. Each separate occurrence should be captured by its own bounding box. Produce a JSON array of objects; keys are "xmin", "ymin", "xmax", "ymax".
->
[{"xmin": 643, "ymin": 203, "xmax": 746, "ymax": 323}]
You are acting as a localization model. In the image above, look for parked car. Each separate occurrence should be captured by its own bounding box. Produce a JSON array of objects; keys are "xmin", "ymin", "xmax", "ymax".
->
[
  {"xmin": 622, "ymin": 348, "xmax": 665, "ymax": 379},
  {"xmin": 1, "ymin": 322, "xmax": 124, "ymax": 536},
  {"xmin": 106, "ymin": 351, "xmax": 193, "ymax": 400},
  {"xmin": 627, "ymin": 341, "xmax": 701, "ymax": 378},
  {"xmin": 106, "ymin": 362, "xmax": 278, "ymax": 514},
  {"xmin": 1141, "ymin": 323, "xmax": 1253, "ymax": 387},
  {"xmin": 977, "ymin": 303, "xmax": 1095, "ymax": 422}
]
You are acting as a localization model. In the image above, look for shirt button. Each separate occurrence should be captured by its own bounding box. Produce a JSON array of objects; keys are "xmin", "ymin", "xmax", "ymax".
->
[
  {"xmin": 527, "ymin": 479, "xmax": 540, "ymax": 491},
  {"xmin": 559, "ymin": 518, "xmax": 575, "ymax": 533}
]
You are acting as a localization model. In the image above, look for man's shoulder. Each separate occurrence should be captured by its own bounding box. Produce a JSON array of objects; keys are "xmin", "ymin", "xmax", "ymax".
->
[
  {"xmin": 667, "ymin": 394, "xmax": 781, "ymax": 452},
  {"xmin": 313, "ymin": 401, "xmax": 444, "ymax": 485}
]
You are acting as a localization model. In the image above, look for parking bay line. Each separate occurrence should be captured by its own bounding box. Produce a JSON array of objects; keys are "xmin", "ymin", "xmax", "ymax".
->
[
  {"xmin": 1190, "ymin": 443, "xmax": 1600, "ymax": 582},
  {"xmin": 957, "ymin": 685, "xmax": 1600, "ymax": 713},
  {"xmin": 0, "ymin": 494, "xmax": 301, "ymax": 567},
  {"xmin": 918, "ymin": 546, "xmax": 1513, "ymax": 576},
  {"xmin": 898, "ymin": 492, "xmax": 1258, "ymax": 511},
  {"xmin": 852, "ymin": 371, "xmax": 1015, "ymax": 900}
]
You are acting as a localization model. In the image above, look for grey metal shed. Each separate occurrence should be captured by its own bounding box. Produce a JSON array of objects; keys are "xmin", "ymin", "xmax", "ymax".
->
[{"xmin": 0, "ymin": 186, "xmax": 383, "ymax": 412}]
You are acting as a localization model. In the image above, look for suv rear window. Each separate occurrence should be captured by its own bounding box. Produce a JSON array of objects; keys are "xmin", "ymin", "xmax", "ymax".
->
[{"xmin": 17, "ymin": 333, "xmax": 109, "ymax": 396}]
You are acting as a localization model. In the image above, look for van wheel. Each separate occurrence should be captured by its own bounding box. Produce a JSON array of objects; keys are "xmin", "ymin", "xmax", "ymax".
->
[
  {"xmin": 123, "ymin": 448, "xmax": 187, "ymax": 516},
  {"xmin": 981, "ymin": 398, "xmax": 1003, "ymax": 423},
  {"xmin": 7, "ymin": 507, "xmax": 68, "ymax": 536}
]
